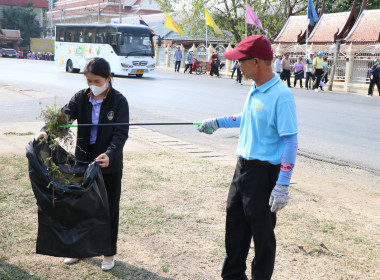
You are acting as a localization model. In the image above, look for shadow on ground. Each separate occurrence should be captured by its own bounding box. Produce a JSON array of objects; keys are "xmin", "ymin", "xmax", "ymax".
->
[
  {"xmin": 0, "ymin": 260, "xmax": 42, "ymax": 280},
  {"xmin": 85, "ymin": 258, "xmax": 173, "ymax": 280}
]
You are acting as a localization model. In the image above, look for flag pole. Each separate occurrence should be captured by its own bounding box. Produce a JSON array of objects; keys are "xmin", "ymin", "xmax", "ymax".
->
[
  {"xmin": 164, "ymin": 11, "xmax": 166, "ymax": 48},
  {"xmin": 245, "ymin": 1, "xmax": 248, "ymax": 38},
  {"xmin": 205, "ymin": 8, "xmax": 208, "ymax": 58}
]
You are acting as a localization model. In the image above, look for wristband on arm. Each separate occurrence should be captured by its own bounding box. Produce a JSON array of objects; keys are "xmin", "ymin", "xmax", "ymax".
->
[{"xmin": 276, "ymin": 134, "xmax": 298, "ymax": 186}]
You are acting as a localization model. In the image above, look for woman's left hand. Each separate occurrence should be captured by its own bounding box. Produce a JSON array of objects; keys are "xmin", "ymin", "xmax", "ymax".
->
[{"xmin": 95, "ymin": 153, "xmax": 109, "ymax": 168}]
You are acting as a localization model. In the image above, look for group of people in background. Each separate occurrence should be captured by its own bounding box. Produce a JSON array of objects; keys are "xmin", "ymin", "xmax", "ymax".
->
[
  {"xmin": 173, "ymin": 47, "xmax": 224, "ymax": 78},
  {"xmin": 275, "ymin": 51, "xmax": 328, "ymax": 92},
  {"xmin": 27, "ymin": 51, "xmax": 55, "ymax": 61}
]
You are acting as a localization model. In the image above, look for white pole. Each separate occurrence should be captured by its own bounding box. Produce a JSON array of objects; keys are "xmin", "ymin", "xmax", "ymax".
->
[{"xmin": 306, "ymin": 21, "xmax": 309, "ymax": 58}]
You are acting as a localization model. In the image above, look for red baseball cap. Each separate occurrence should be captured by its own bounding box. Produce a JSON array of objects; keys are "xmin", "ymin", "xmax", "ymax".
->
[{"xmin": 223, "ymin": 35, "xmax": 273, "ymax": 61}]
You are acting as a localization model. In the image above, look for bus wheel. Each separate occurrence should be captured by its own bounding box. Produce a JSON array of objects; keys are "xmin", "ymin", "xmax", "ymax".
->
[
  {"xmin": 66, "ymin": 60, "xmax": 74, "ymax": 73},
  {"xmin": 136, "ymin": 74, "xmax": 143, "ymax": 78}
]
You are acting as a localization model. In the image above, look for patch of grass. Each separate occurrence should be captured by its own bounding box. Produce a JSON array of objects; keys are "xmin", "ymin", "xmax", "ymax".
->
[
  {"xmin": 322, "ymin": 221, "xmax": 337, "ymax": 233},
  {"xmin": 161, "ymin": 262, "xmax": 170, "ymax": 273},
  {"xmin": 120, "ymin": 201, "xmax": 185, "ymax": 236}
]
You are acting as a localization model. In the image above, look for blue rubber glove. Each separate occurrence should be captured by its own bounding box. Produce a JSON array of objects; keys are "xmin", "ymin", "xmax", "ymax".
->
[{"xmin": 269, "ymin": 184, "xmax": 289, "ymax": 212}]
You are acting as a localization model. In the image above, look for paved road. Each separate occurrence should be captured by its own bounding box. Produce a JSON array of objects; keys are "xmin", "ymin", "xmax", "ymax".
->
[{"xmin": 1, "ymin": 58, "xmax": 380, "ymax": 173}]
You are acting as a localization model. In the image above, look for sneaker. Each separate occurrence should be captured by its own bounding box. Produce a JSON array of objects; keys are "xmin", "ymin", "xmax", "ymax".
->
[
  {"xmin": 101, "ymin": 259, "xmax": 115, "ymax": 271},
  {"xmin": 64, "ymin": 258, "xmax": 79, "ymax": 265},
  {"xmin": 314, "ymin": 89, "xmax": 319, "ymax": 92},
  {"xmin": 240, "ymin": 83, "xmax": 243, "ymax": 85}
]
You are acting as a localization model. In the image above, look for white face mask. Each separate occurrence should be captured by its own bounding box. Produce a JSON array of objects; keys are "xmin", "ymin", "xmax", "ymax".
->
[{"xmin": 90, "ymin": 81, "xmax": 108, "ymax": 96}]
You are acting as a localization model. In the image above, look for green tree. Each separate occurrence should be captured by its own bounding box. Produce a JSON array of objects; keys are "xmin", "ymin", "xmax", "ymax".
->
[
  {"xmin": 156, "ymin": 0, "xmax": 307, "ymax": 43},
  {"xmin": 1, "ymin": 2, "xmax": 41, "ymax": 47},
  {"xmin": 322, "ymin": 0, "xmax": 380, "ymax": 13}
]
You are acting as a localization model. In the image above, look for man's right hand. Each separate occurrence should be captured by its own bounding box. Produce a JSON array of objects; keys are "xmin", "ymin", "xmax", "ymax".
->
[
  {"xmin": 34, "ymin": 131, "xmax": 48, "ymax": 142},
  {"xmin": 197, "ymin": 118, "xmax": 219, "ymax": 135}
]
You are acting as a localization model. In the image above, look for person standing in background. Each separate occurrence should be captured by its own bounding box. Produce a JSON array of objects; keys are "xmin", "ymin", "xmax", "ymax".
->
[
  {"xmin": 323, "ymin": 56, "xmax": 329, "ymax": 84},
  {"xmin": 184, "ymin": 51, "xmax": 194, "ymax": 74},
  {"xmin": 231, "ymin": 60, "xmax": 238, "ymax": 79},
  {"xmin": 368, "ymin": 58, "xmax": 380, "ymax": 96},
  {"xmin": 293, "ymin": 57, "xmax": 304, "ymax": 88},
  {"xmin": 305, "ymin": 52, "xmax": 315, "ymax": 90},
  {"xmin": 174, "ymin": 46, "xmax": 182, "ymax": 72},
  {"xmin": 236, "ymin": 62, "xmax": 242, "ymax": 85},
  {"xmin": 312, "ymin": 51, "xmax": 325, "ymax": 92},
  {"xmin": 274, "ymin": 54, "xmax": 282, "ymax": 76},
  {"xmin": 281, "ymin": 53, "xmax": 291, "ymax": 87}
]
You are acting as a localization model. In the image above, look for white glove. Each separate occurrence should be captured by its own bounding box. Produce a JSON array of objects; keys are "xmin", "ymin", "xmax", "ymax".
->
[
  {"xmin": 197, "ymin": 118, "xmax": 219, "ymax": 135},
  {"xmin": 269, "ymin": 184, "xmax": 289, "ymax": 212}
]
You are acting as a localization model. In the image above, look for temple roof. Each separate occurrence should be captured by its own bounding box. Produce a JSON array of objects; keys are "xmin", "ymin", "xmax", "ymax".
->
[
  {"xmin": 274, "ymin": 16, "xmax": 308, "ymax": 43},
  {"xmin": 344, "ymin": 9, "xmax": 380, "ymax": 43},
  {"xmin": 0, "ymin": 29, "xmax": 23, "ymax": 41},
  {"xmin": 308, "ymin": 12, "xmax": 350, "ymax": 43}
]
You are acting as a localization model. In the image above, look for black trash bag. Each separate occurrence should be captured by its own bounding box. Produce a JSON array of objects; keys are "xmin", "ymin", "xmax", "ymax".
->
[{"xmin": 26, "ymin": 140, "xmax": 112, "ymax": 258}]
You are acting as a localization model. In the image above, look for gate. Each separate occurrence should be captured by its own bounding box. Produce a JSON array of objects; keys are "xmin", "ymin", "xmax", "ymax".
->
[{"xmin": 352, "ymin": 44, "xmax": 380, "ymax": 83}]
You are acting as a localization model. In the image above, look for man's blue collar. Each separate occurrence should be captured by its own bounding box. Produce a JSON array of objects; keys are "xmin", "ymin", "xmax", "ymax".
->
[{"xmin": 251, "ymin": 73, "xmax": 280, "ymax": 93}]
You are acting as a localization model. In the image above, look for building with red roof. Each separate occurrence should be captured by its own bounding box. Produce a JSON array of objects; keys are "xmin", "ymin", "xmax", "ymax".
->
[{"xmin": 48, "ymin": 0, "xmax": 162, "ymax": 25}]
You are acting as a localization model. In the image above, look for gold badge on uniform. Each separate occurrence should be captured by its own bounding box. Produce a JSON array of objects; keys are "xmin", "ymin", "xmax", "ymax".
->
[{"xmin": 107, "ymin": 111, "xmax": 115, "ymax": 120}]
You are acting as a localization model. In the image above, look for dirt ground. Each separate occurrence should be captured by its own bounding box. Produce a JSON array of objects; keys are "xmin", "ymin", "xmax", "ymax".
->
[{"xmin": 0, "ymin": 124, "xmax": 379, "ymax": 280}]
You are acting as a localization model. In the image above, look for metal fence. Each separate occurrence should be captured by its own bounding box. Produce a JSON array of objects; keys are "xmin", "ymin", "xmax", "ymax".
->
[{"xmin": 352, "ymin": 45, "xmax": 380, "ymax": 84}]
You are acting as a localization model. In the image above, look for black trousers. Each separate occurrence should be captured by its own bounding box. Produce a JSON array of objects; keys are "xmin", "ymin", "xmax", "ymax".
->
[
  {"xmin": 103, "ymin": 172, "xmax": 122, "ymax": 256},
  {"xmin": 210, "ymin": 64, "xmax": 219, "ymax": 77},
  {"xmin": 368, "ymin": 77, "xmax": 380, "ymax": 96},
  {"xmin": 87, "ymin": 145, "xmax": 122, "ymax": 256},
  {"xmin": 313, "ymin": 69, "xmax": 324, "ymax": 89},
  {"xmin": 231, "ymin": 68, "xmax": 236, "ymax": 78},
  {"xmin": 282, "ymin": 69, "xmax": 291, "ymax": 87},
  {"xmin": 305, "ymin": 72, "xmax": 315, "ymax": 89},
  {"xmin": 175, "ymin": 61, "xmax": 181, "ymax": 72},
  {"xmin": 294, "ymin": 75, "xmax": 303, "ymax": 87},
  {"xmin": 221, "ymin": 161, "xmax": 280, "ymax": 280},
  {"xmin": 236, "ymin": 68, "xmax": 242, "ymax": 83},
  {"xmin": 184, "ymin": 63, "xmax": 193, "ymax": 74}
]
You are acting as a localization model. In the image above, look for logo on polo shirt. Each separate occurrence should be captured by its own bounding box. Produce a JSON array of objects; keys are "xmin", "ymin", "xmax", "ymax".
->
[
  {"xmin": 257, "ymin": 104, "xmax": 263, "ymax": 112},
  {"xmin": 107, "ymin": 111, "xmax": 114, "ymax": 120}
]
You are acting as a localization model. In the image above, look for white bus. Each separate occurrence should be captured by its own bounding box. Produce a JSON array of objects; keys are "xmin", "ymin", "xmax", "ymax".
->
[{"xmin": 55, "ymin": 23, "xmax": 155, "ymax": 77}]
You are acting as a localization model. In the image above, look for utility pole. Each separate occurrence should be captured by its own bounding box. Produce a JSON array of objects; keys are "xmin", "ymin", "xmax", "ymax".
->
[
  {"xmin": 98, "ymin": 0, "xmax": 100, "ymax": 23},
  {"xmin": 328, "ymin": 39, "xmax": 341, "ymax": 91},
  {"xmin": 119, "ymin": 0, "xmax": 122, "ymax": 23},
  {"xmin": 48, "ymin": 0, "xmax": 53, "ymax": 38}
]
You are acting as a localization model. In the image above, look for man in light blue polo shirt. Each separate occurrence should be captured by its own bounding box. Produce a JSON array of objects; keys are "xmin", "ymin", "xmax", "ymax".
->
[{"xmin": 198, "ymin": 35, "xmax": 298, "ymax": 280}]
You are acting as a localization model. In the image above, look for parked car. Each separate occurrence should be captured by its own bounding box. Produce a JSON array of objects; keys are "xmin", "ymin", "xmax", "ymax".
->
[{"xmin": 2, "ymin": 49, "xmax": 18, "ymax": 58}]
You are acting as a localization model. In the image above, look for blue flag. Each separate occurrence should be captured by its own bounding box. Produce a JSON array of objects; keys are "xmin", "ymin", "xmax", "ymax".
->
[{"xmin": 307, "ymin": 0, "xmax": 319, "ymax": 26}]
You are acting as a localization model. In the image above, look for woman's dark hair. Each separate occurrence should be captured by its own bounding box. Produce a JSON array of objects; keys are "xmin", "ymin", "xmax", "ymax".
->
[{"xmin": 84, "ymin": 57, "xmax": 111, "ymax": 78}]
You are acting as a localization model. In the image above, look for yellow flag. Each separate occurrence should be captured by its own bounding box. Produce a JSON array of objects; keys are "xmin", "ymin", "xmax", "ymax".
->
[
  {"xmin": 205, "ymin": 9, "xmax": 222, "ymax": 35},
  {"xmin": 165, "ymin": 12, "xmax": 184, "ymax": 36}
]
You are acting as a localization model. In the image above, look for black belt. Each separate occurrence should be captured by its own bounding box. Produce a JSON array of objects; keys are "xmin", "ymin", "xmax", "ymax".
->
[{"xmin": 238, "ymin": 157, "xmax": 272, "ymax": 167}]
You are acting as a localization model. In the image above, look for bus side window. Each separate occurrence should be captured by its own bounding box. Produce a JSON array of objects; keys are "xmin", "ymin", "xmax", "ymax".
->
[{"xmin": 95, "ymin": 29, "xmax": 104, "ymax": 43}]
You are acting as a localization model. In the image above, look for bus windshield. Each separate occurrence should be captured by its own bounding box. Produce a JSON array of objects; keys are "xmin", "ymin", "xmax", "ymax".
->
[{"xmin": 119, "ymin": 34, "xmax": 154, "ymax": 57}]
